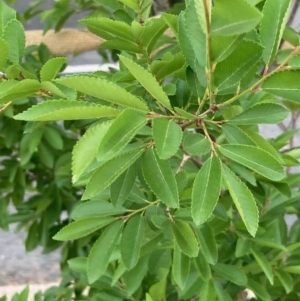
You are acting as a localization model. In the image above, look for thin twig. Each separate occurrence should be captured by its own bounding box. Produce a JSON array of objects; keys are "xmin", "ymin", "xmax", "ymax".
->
[
  {"xmin": 203, "ymin": 0, "xmax": 215, "ymax": 106},
  {"xmin": 177, "ymin": 154, "xmax": 191, "ymax": 173},
  {"xmin": 281, "ymin": 146, "xmax": 300, "ymax": 154},
  {"xmin": 0, "ymin": 101, "xmax": 12, "ymax": 113},
  {"xmin": 217, "ymin": 46, "xmax": 300, "ymax": 109}
]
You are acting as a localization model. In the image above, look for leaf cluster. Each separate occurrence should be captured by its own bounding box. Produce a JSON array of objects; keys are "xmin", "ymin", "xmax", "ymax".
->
[{"xmin": 2, "ymin": 0, "xmax": 300, "ymax": 301}]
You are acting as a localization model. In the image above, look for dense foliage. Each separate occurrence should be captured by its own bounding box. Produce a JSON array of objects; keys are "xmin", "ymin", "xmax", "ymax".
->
[{"xmin": 2, "ymin": 0, "xmax": 300, "ymax": 300}]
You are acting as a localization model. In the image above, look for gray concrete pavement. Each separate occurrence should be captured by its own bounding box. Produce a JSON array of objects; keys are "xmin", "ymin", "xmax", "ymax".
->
[{"xmin": 0, "ymin": 226, "xmax": 60, "ymax": 286}]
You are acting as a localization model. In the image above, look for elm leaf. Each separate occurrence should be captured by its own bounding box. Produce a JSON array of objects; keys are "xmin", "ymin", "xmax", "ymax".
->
[
  {"xmin": 229, "ymin": 103, "xmax": 289, "ymax": 125},
  {"xmin": 72, "ymin": 121, "xmax": 113, "ymax": 183},
  {"xmin": 212, "ymin": 263, "xmax": 247, "ymax": 286},
  {"xmin": 15, "ymin": 100, "xmax": 120, "ymax": 121},
  {"xmin": 142, "ymin": 148, "xmax": 179, "ymax": 208},
  {"xmin": 87, "ymin": 220, "xmax": 123, "ymax": 283},
  {"xmin": 221, "ymin": 164, "xmax": 258, "ymax": 237},
  {"xmin": 211, "ymin": 0, "xmax": 262, "ymax": 36},
  {"xmin": 171, "ymin": 219, "xmax": 198, "ymax": 257},
  {"xmin": 121, "ymin": 214, "xmax": 145, "ymax": 269},
  {"xmin": 260, "ymin": 0, "xmax": 292, "ymax": 66},
  {"xmin": 251, "ymin": 248, "xmax": 274, "ymax": 284},
  {"xmin": 83, "ymin": 149, "xmax": 144, "ymax": 200},
  {"xmin": 40, "ymin": 57, "xmax": 67, "ymax": 81},
  {"xmin": 119, "ymin": 55, "xmax": 172, "ymax": 111},
  {"xmin": 55, "ymin": 75, "xmax": 149, "ymax": 112},
  {"xmin": 53, "ymin": 217, "xmax": 115, "ymax": 241},
  {"xmin": 3, "ymin": 19, "xmax": 25, "ymax": 64},
  {"xmin": 183, "ymin": 132, "xmax": 211, "ymax": 156},
  {"xmin": 261, "ymin": 70, "xmax": 300, "ymax": 103},
  {"xmin": 97, "ymin": 109, "xmax": 147, "ymax": 162},
  {"xmin": 153, "ymin": 118, "xmax": 182, "ymax": 159},
  {"xmin": 192, "ymin": 156, "xmax": 221, "ymax": 225},
  {"xmin": 218, "ymin": 144, "xmax": 285, "ymax": 181}
]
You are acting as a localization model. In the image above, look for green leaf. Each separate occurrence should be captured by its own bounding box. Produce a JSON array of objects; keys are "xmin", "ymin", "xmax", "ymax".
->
[
  {"xmin": 68, "ymin": 257, "xmax": 87, "ymax": 274},
  {"xmin": 124, "ymin": 256, "xmax": 149, "ymax": 295},
  {"xmin": 229, "ymin": 103, "xmax": 289, "ymax": 125},
  {"xmin": 261, "ymin": 70, "xmax": 300, "ymax": 103},
  {"xmin": 211, "ymin": 0, "xmax": 262, "ymax": 36},
  {"xmin": 111, "ymin": 262, "xmax": 127, "ymax": 286},
  {"xmin": 222, "ymin": 124, "xmax": 256, "ymax": 146},
  {"xmin": 119, "ymin": 55, "xmax": 172, "ymax": 111},
  {"xmin": 18, "ymin": 286, "xmax": 29, "ymax": 301},
  {"xmin": 53, "ymin": 216, "xmax": 115, "ymax": 241},
  {"xmin": 3, "ymin": 19, "xmax": 25, "ymax": 64},
  {"xmin": 213, "ymin": 281, "xmax": 233, "ymax": 301},
  {"xmin": 172, "ymin": 243, "xmax": 190, "ymax": 290},
  {"xmin": 162, "ymin": 13, "xmax": 178, "ymax": 36},
  {"xmin": 111, "ymin": 164, "xmax": 136, "ymax": 207},
  {"xmin": 250, "ymin": 238, "xmax": 287, "ymax": 250},
  {"xmin": 283, "ymin": 26, "xmax": 300, "ymax": 46},
  {"xmin": 212, "ymin": 263, "xmax": 247, "ymax": 286},
  {"xmin": 101, "ymin": 39, "xmax": 141, "ymax": 53},
  {"xmin": 43, "ymin": 126, "xmax": 63, "ymax": 150},
  {"xmin": 282, "ymin": 265, "xmax": 300, "ymax": 273},
  {"xmin": 275, "ymin": 270, "xmax": 293, "ymax": 294},
  {"xmin": 171, "ymin": 219, "xmax": 198, "ymax": 257},
  {"xmin": 178, "ymin": 0, "xmax": 208, "ymax": 87},
  {"xmin": 199, "ymin": 280, "xmax": 216, "ymax": 301},
  {"xmin": 87, "ymin": 220, "xmax": 123, "ymax": 283},
  {"xmin": 221, "ymin": 164, "xmax": 258, "ymax": 237},
  {"xmin": 0, "ymin": 37, "xmax": 8, "ymax": 69},
  {"xmin": 218, "ymin": 144, "xmax": 285, "ymax": 181},
  {"xmin": 247, "ymin": 279, "xmax": 271, "ymax": 301},
  {"xmin": 142, "ymin": 148, "xmax": 179, "ymax": 208},
  {"xmin": 97, "ymin": 109, "xmax": 146, "ymax": 162},
  {"xmin": 183, "ymin": 132, "xmax": 211, "ymax": 156},
  {"xmin": 195, "ymin": 224, "xmax": 218, "ymax": 265},
  {"xmin": 152, "ymin": 118, "xmax": 182, "ymax": 160},
  {"xmin": 178, "ymin": 12, "xmax": 205, "ymax": 86},
  {"xmin": 214, "ymin": 40, "xmax": 263, "ymax": 90},
  {"xmin": 212, "ymin": 35, "xmax": 244, "ymax": 63},
  {"xmin": 71, "ymin": 200, "xmax": 127, "ymax": 220},
  {"xmin": 117, "ymin": 0, "xmax": 138, "ymax": 10},
  {"xmin": 244, "ymin": 129, "xmax": 283, "ymax": 162},
  {"xmin": 140, "ymin": 232, "xmax": 164, "ymax": 257},
  {"xmin": 40, "ymin": 81, "xmax": 70, "ymax": 99},
  {"xmin": 0, "ymin": 79, "xmax": 40, "ymax": 104},
  {"xmin": 72, "ymin": 121, "xmax": 112, "ymax": 183},
  {"xmin": 150, "ymin": 52, "xmax": 185, "ymax": 82},
  {"xmin": 260, "ymin": 0, "xmax": 292, "ymax": 65},
  {"xmin": 229, "ymin": 161, "xmax": 256, "ymax": 186},
  {"xmin": 40, "ymin": 57, "xmax": 67, "ymax": 82},
  {"xmin": 192, "ymin": 156, "xmax": 221, "ymax": 225},
  {"xmin": 146, "ymin": 293, "xmax": 154, "ymax": 301},
  {"xmin": 141, "ymin": 18, "xmax": 168, "ymax": 53},
  {"xmin": 0, "ymin": 1, "xmax": 16, "ymax": 36},
  {"xmin": 251, "ymin": 248, "xmax": 273, "ymax": 284},
  {"xmin": 149, "ymin": 277, "xmax": 167, "ymax": 301},
  {"xmin": 55, "ymin": 75, "xmax": 149, "ymax": 112},
  {"xmin": 83, "ymin": 149, "xmax": 144, "ymax": 200},
  {"xmin": 121, "ymin": 214, "xmax": 145, "ymax": 269},
  {"xmin": 194, "ymin": 251, "xmax": 211, "ymax": 281},
  {"xmin": 14, "ymin": 100, "xmax": 120, "ymax": 121},
  {"xmin": 184, "ymin": 0, "xmax": 207, "ymax": 81},
  {"xmin": 186, "ymin": 67, "xmax": 205, "ymax": 98},
  {"xmin": 235, "ymin": 238, "xmax": 252, "ymax": 257},
  {"xmin": 80, "ymin": 17, "xmax": 135, "ymax": 42}
]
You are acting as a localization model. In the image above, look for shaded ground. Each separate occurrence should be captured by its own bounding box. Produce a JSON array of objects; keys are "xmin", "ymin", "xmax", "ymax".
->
[{"xmin": 0, "ymin": 227, "xmax": 60, "ymax": 286}]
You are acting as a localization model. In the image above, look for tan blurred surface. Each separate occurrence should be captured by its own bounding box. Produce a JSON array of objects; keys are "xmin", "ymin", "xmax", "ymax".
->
[{"xmin": 25, "ymin": 29, "xmax": 103, "ymax": 55}]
